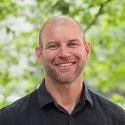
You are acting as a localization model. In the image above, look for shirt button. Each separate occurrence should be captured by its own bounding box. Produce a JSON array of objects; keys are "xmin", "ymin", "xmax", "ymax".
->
[{"xmin": 69, "ymin": 116, "xmax": 73, "ymax": 120}]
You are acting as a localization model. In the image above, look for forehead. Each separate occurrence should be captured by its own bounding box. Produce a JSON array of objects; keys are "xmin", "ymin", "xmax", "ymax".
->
[
  {"xmin": 43, "ymin": 21, "xmax": 83, "ymax": 37},
  {"xmin": 41, "ymin": 16, "xmax": 83, "ymax": 35}
]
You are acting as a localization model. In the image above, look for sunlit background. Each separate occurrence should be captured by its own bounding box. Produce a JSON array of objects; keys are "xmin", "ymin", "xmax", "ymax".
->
[{"xmin": 0, "ymin": 0, "xmax": 125, "ymax": 109}]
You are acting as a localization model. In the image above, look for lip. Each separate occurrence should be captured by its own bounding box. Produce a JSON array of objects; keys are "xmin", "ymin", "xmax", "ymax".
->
[{"xmin": 55, "ymin": 62, "xmax": 76, "ymax": 67}]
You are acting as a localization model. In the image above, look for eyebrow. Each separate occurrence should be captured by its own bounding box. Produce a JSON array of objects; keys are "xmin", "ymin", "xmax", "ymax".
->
[
  {"xmin": 45, "ymin": 41, "xmax": 59, "ymax": 46},
  {"xmin": 68, "ymin": 39, "xmax": 80, "ymax": 42}
]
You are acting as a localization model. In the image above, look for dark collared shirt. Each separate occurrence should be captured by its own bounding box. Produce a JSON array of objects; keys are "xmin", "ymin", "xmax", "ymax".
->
[{"xmin": 0, "ymin": 80, "xmax": 125, "ymax": 125}]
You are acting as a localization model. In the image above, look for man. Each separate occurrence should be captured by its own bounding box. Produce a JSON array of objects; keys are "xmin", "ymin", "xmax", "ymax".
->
[{"xmin": 0, "ymin": 15, "xmax": 125, "ymax": 125}]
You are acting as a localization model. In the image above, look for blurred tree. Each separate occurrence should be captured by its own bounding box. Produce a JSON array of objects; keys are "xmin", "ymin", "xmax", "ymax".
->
[{"xmin": 0, "ymin": 0, "xmax": 125, "ymax": 109}]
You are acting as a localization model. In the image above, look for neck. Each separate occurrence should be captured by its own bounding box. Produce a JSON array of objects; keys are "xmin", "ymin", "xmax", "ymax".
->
[{"xmin": 45, "ymin": 76, "xmax": 83, "ymax": 114}]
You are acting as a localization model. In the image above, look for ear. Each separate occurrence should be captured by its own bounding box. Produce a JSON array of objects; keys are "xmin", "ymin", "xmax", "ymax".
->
[
  {"xmin": 35, "ymin": 46, "xmax": 43, "ymax": 64},
  {"xmin": 85, "ymin": 42, "xmax": 91, "ymax": 60}
]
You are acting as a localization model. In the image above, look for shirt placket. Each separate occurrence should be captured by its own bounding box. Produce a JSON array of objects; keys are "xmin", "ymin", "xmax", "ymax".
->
[{"xmin": 68, "ymin": 115, "xmax": 75, "ymax": 125}]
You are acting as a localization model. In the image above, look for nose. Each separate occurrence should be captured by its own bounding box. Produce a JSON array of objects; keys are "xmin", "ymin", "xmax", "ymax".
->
[{"xmin": 58, "ymin": 46, "xmax": 70, "ymax": 59}]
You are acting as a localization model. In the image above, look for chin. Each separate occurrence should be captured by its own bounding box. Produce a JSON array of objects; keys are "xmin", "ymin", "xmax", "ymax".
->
[{"xmin": 54, "ymin": 75, "xmax": 78, "ymax": 84}]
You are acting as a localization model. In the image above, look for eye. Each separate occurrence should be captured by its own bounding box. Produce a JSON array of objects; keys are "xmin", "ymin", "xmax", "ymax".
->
[
  {"xmin": 48, "ymin": 44, "xmax": 59, "ymax": 50},
  {"xmin": 68, "ymin": 42, "xmax": 79, "ymax": 47}
]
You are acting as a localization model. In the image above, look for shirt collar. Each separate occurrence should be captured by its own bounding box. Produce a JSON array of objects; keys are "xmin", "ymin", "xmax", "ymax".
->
[
  {"xmin": 37, "ymin": 79, "xmax": 93, "ymax": 108},
  {"xmin": 37, "ymin": 79, "xmax": 55, "ymax": 108},
  {"xmin": 83, "ymin": 83, "xmax": 93, "ymax": 107}
]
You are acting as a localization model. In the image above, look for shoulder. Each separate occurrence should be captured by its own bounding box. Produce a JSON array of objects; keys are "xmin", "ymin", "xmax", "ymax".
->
[
  {"xmin": 88, "ymin": 89, "xmax": 125, "ymax": 124},
  {"xmin": 0, "ymin": 89, "xmax": 37, "ymax": 124},
  {"xmin": 89, "ymin": 89, "xmax": 123, "ymax": 110}
]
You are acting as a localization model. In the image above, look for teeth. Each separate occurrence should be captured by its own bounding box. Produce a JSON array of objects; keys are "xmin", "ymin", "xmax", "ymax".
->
[{"xmin": 58, "ymin": 63, "xmax": 73, "ymax": 67}]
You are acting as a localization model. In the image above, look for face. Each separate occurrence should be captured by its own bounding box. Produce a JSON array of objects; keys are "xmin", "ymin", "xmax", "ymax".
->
[{"xmin": 36, "ymin": 22, "xmax": 91, "ymax": 83}]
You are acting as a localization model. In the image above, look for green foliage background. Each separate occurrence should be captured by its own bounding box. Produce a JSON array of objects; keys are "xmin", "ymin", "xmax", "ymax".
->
[{"xmin": 0, "ymin": 0, "xmax": 125, "ymax": 109}]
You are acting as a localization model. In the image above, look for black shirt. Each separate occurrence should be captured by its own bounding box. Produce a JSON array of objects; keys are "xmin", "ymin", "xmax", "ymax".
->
[{"xmin": 0, "ymin": 80, "xmax": 125, "ymax": 125}]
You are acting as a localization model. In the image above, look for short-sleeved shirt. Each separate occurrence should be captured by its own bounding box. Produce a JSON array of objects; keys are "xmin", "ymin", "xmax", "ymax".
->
[{"xmin": 0, "ymin": 79, "xmax": 125, "ymax": 125}]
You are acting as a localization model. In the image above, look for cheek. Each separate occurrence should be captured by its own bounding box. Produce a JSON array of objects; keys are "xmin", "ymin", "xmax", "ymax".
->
[
  {"xmin": 74, "ymin": 49, "xmax": 86, "ymax": 58},
  {"xmin": 42, "ymin": 51, "xmax": 57, "ymax": 63}
]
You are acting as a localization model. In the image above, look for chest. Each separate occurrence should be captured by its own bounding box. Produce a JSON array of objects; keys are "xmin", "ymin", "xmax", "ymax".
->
[{"xmin": 13, "ymin": 106, "xmax": 119, "ymax": 125}]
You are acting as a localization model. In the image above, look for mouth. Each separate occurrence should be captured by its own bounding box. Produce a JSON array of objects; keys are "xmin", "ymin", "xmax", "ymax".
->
[{"xmin": 56, "ymin": 62, "xmax": 76, "ymax": 67}]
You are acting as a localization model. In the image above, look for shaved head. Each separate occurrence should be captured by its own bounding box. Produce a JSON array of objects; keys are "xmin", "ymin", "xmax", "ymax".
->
[{"xmin": 39, "ymin": 15, "xmax": 86, "ymax": 48}]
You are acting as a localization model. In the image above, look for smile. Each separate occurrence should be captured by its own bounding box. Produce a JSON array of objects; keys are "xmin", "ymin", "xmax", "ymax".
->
[{"xmin": 56, "ymin": 62, "xmax": 75, "ymax": 67}]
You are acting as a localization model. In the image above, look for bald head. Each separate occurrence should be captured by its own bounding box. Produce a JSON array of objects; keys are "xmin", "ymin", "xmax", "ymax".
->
[{"xmin": 39, "ymin": 15, "xmax": 86, "ymax": 48}]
